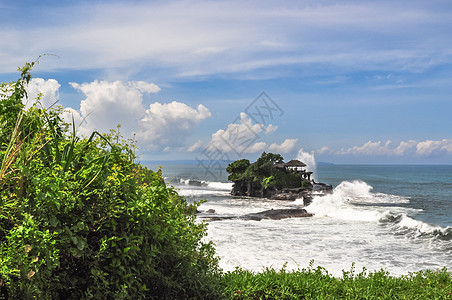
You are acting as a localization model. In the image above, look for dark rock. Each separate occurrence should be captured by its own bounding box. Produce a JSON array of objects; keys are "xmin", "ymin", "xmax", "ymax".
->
[
  {"xmin": 245, "ymin": 208, "xmax": 313, "ymax": 221},
  {"xmin": 270, "ymin": 193, "xmax": 299, "ymax": 200},
  {"xmin": 203, "ymin": 208, "xmax": 313, "ymax": 221}
]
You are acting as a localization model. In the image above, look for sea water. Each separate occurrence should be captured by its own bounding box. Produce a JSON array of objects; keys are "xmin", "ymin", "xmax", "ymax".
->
[{"xmin": 147, "ymin": 162, "xmax": 452, "ymax": 276}]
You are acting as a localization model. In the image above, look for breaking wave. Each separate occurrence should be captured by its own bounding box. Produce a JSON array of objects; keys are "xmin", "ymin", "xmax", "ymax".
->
[
  {"xmin": 305, "ymin": 180, "xmax": 452, "ymax": 243},
  {"xmin": 165, "ymin": 177, "xmax": 232, "ymax": 190}
]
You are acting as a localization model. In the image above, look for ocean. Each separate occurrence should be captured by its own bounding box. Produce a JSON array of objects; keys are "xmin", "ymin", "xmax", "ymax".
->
[{"xmin": 147, "ymin": 162, "xmax": 451, "ymax": 276}]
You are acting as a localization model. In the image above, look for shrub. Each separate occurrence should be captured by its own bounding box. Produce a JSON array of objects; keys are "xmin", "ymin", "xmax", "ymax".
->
[{"xmin": 0, "ymin": 63, "xmax": 222, "ymax": 299}]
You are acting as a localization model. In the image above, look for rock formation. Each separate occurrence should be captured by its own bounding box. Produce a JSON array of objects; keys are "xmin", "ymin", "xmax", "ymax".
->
[{"xmin": 226, "ymin": 152, "xmax": 332, "ymax": 205}]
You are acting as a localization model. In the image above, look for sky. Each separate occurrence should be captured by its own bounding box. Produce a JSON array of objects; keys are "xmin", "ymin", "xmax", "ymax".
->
[{"xmin": 1, "ymin": 0, "xmax": 452, "ymax": 165}]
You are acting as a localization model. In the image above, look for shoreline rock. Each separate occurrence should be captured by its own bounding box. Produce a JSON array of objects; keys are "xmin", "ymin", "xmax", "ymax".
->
[{"xmin": 199, "ymin": 208, "xmax": 313, "ymax": 221}]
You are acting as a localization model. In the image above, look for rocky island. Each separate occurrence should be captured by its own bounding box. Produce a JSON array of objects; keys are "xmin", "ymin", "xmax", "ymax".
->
[
  {"xmin": 199, "ymin": 152, "xmax": 333, "ymax": 222},
  {"xmin": 226, "ymin": 152, "xmax": 332, "ymax": 206}
]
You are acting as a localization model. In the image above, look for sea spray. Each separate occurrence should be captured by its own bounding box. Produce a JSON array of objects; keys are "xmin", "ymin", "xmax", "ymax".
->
[
  {"xmin": 305, "ymin": 181, "xmax": 385, "ymax": 222},
  {"xmin": 296, "ymin": 147, "xmax": 316, "ymax": 179}
]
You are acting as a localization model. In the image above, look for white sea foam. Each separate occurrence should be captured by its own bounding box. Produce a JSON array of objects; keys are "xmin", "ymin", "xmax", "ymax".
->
[
  {"xmin": 206, "ymin": 215, "xmax": 451, "ymax": 276},
  {"xmin": 296, "ymin": 148, "xmax": 316, "ymax": 177},
  {"xmin": 334, "ymin": 180, "xmax": 373, "ymax": 198},
  {"xmin": 305, "ymin": 180, "xmax": 449, "ymax": 239},
  {"xmin": 183, "ymin": 176, "xmax": 451, "ymax": 276},
  {"xmin": 306, "ymin": 193, "xmax": 385, "ymax": 222},
  {"xmin": 169, "ymin": 179, "xmax": 233, "ymax": 200},
  {"xmin": 206, "ymin": 181, "xmax": 233, "ymax": 191},
  {"xmin": 391, "ymin": 214, "xmax": 451, "ymax": 238},
  {"xmin": 304, "ymin": 181, "xmax": 386, "ymax": 222}
]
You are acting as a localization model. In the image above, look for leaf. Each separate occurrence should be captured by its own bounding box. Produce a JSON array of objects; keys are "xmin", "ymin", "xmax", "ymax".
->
[{"xmin": 77, "ymin": 239, "xmax": 85, "ymax": 251}]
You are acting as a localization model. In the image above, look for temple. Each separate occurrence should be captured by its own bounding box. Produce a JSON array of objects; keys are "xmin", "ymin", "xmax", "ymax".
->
[
  {"xmin": 274, "ymin": 159, "xmax": 313, "ymax": 181},
  {"xmin": 226, "ymin": 152, "xmax": 332, "ymax": 204}
]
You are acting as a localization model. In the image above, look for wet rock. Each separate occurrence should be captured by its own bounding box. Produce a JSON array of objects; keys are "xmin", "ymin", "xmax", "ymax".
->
[
  {"xmin": 204, "ymin": 208, "xmax": 313, "ymax": 221},
  {"xmin": 270, "ymin": 193, "xmax": 299, "ymax": 200}
]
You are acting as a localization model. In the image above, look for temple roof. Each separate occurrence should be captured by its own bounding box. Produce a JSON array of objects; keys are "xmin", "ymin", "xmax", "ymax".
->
[{"xmin": 284, "ymin": 160, "xmax": 307, "ymax": 167}]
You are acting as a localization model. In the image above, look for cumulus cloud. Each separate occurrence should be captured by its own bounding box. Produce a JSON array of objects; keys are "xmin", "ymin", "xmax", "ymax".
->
[
  {"xmin": 338, "ymin": 140, "xmax": 393, "ymax": 155},
  {"xmin": 269, "ymin": 138, "xmax": 298, "ymax": 153},
  {"xmin": 265, "ymin": 124, "xmax": 278, "ymax": 134},
  {"xmin": 208, "ymin": 113, "xmax": 276, "ymax": 154},
  {"xmin": 336, "ymin": 139, "xmax": 452, "ymax": 157},
  {"xmin": 59, "ymin": 79, "xmax": 210, "ymax": 150},
  {"xmin": 394, "ymin": 140, "xmax": 417, "ymax": 155},
  {"xmin": 246, "ymin": 142, "xmax": 267, "ymax": 153},
  {"xmin": 416, "ymin": 139, "xmax": 452, "ymax": 156},
  {"xmin": 137, "ymin": 101, "xmax": 211, "ymax": 148},
  {"xmin": 316, "ymin": 146, "xmax": 332, "ymax": 154},
  {"xmin": 187, "ymin": 140, "xmax": 202, "ymax": 152},
  {"xmin": 440, "ymin": 141, "xmax": 452, "ymax": 153},
  {"xmin": 68, "ymin": 80, "xmax": 155, "ymax": 136},
  {"xmin": 25, "ymin": 78, "xmax": 61, "ymax": 109}
]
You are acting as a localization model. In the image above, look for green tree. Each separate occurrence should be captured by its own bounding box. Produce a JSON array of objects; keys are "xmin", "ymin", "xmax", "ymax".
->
[
  {"xmin": 226, "ymin": 159, "xmax": 250, "ymax": 181},
  {"xmin": 250, "ymin": 153, "xmax": 284, "ymax": 183}
]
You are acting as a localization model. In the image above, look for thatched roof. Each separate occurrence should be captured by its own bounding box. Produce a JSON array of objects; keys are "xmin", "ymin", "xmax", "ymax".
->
[{"xmin": 284, "ymin": 160, "xmax": 306, "ymax": 167}]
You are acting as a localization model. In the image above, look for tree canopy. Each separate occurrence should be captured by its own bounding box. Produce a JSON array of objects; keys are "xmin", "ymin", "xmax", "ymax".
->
[{"xmin": 226, "ymin": 153, "xmax": 305, "ymax": 197}]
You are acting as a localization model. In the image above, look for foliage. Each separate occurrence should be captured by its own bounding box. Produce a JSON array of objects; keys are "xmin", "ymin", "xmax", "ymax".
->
[
  {"xmin": 226, "ymin": 153, "xmax": 303, "ymax": 194},
  {"xmin": 222, "ymin": 263, "xmax": 452, "ymax": 299},
  {"xmin": 0, "ymin": 64, "xmax": 222, "ymax": 299},
  {"xmin": 226, "ymin": 159, "xmax": 251, "ymax": 182}
]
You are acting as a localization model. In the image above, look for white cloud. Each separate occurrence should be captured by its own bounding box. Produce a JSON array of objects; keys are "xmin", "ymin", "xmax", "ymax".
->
[
  {"xmin": 265, "ymin": 124, "xmax": 278, "ymax": 134},
  {"xmin": 25, "ymin": 78, "xmax": 61, "ymax": 109},
  {"xmin": 137, "ymin": 101, "xmax": 211, "ymax": 148},
  {"xmin": 128, "ymin": 81, "xmax": 161, "ymax": 94},
  {"xmin": 416, "ymin": 140, "xmax": 443, "ymax": 156},
  {"xmin": 440, "ymin": 141, "xmax": 452, "ymax": 153},
  {"xmin": 63, "ymin": 80, "xmax": 209, "ymax": 149},
  {"xmin": 245, "ymin": 142, "xmax": 267, "ymax": 154},
  {"xmin": 269, "ymin": 138, "xmax": 298, "ymax": 153},
  {"xmin": 187, "ymin": 140, "xmax": 202, "ymax": 152},
  {"xmin": 394, "ymin": 140, "xmax": 417, "ymax": 155},
  {"xmin": 208, "ymin": 113, "xmax": 275, "ymax": 154},
  {"xmin": 69, "ymin": 80, "xmax": 153, "ymax": 136},
  {"xmin": 416, "ymin": 139, "xmax": 452, "ymax": 156},
  {"xmin": 338, "ymin": 140, "xmax": 392, "ymax": 155},
  {"xmin": 2, "ymin": 1, "xmax": 450, "ymax": 77},
  {"xmin": 336, "ymin": 139, "xmax": 452, "ymax": 158},
  {"xmin": 316, "ymin": 146, "xmax": 332, "ymax": 154}
]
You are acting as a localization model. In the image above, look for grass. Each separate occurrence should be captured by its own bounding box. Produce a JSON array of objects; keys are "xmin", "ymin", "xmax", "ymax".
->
[{"xmin": 221, "ymin": 262, "xmax": 452, "ymax": 299}]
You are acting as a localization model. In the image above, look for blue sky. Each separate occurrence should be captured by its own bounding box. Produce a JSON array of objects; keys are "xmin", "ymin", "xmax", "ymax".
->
[{"xmin": 1, "ymin": 0, "xmax": 452, "ymax": 164}]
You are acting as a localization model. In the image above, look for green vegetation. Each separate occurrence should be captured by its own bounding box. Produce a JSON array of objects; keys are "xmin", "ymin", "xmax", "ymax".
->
[
  {"xmin": 223, "ymin": 263, "xmax": 452, "ymax": 299},
  {"xmin": 226, "ymin": 153, "xmax": 310, "ymax": 197},
  {"xmin": 0, "ymin": 62, "xmax": 221, "ymax": 299},
  {"xmin": 1, "ymin": 62, "xmax": 451, "ymax": 299}
]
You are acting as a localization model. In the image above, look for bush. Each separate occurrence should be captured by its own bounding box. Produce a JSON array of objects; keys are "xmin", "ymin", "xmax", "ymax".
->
[{"xmin": 0, "ymin": 63, "xmax": 222, "ymax": 299}]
